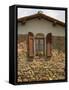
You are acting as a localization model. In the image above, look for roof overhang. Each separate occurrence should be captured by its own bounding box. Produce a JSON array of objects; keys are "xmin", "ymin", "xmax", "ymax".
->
[{"xmin": 18, "ymin": 13, "xmax": 65, "ymax": 27}]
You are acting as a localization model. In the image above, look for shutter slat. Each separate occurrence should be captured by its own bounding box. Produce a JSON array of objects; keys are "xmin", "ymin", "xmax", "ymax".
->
[
  {"xmin": 46, "ymin": 33, "xmax": 52, "ymax": 57},
  {"xmin": 28, "ymin": 32, "xmax": 34, "ymax": 57}
]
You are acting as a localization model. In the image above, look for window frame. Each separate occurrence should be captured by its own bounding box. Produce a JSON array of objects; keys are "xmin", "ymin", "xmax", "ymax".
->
[{"xmin": 35, "ymin": 33, "xmax": 45, "ymax": 57}]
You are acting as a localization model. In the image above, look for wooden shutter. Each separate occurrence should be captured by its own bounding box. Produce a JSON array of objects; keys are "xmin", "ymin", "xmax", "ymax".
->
[
  {"xmin": 46, "ymin": 33, "xmax": 52, "ymax": 57},
  {"xmin": 28, "ymin": 32, "xmax": 34, "ymax": 57}
]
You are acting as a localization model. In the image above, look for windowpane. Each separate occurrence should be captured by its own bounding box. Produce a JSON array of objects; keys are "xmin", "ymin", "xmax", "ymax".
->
[
  {"xmin": 39, "ymin": 39, "xmax": 43, "ymax": 51},
  {"xmin": 35, "ymin": 33, "xmax": 44, "ymax": 57},
  {"xmin": 35, "ymin": 39, "xmax": 44, "ymax": 56}
]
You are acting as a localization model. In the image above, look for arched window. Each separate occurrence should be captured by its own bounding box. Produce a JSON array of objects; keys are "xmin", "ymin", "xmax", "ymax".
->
[
  {"xmin": 35, "ymin": 33, "xmax": 45, "ymax": 57},
  {"xmin": 46, "ymin": 33, "xmax": 52, "ymax": 57},
  {"xmin": 28, "ymin": 32, "xmax": 34, "ymax": 57}
]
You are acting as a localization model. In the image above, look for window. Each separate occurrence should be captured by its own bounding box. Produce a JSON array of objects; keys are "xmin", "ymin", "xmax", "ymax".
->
[
  {"xmin": 35, "ymin": 33, "xmax": 44, "ymax": 57},
  {"xmin": 28, "ymin": 32, "xmax": 52, "ymax": 58}
]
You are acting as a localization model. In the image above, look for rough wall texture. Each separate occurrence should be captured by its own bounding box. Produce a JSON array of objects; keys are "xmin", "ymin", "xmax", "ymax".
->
[
  {"xmin": 18, "ymin": 34, "xmax": 28, "ymax": 43},
  {"xmin": 18, "ymin": 34, "xmax": 65, "ymax": 52},
  {"xmin": 52, "ymin": 36, "xmax": 65, "ymax": 52}
]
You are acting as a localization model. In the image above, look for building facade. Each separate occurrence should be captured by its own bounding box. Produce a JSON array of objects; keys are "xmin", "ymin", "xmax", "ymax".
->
[{"xmin": 18, "ymin": 13, "xmax": 65, "ymax": 60}]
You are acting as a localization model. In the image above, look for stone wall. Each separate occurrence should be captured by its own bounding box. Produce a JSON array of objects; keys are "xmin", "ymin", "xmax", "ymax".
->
[
  {"xmin": 18, "ymin": 34, "xmax": 65, "ymax": 52},
  {"xmin": 18, "ymin": 34, "xmax": 28, "ymax": 44},
  {"xmin": 52, "ymin": 36, "xmax": 65, "ymax": 52}
]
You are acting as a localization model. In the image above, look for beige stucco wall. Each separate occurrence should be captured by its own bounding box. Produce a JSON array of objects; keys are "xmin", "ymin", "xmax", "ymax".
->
[{"xmin": 18, "ymin": 18, "xmax": 65, "ymax": 36}]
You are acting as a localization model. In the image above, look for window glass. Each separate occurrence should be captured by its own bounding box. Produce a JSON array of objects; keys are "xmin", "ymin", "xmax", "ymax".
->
[{"xmin": 35, "ymin": 33, "xmax": 44, "ymax": 56}]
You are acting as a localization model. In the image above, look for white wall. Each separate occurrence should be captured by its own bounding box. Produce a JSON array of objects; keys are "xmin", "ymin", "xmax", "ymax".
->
[{"xmin": 18, "ymin": 18, "xmax": 65, "ymax": 36}]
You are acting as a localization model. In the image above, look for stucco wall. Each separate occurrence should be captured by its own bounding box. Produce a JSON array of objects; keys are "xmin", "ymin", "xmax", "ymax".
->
[{"xmin": 18, "ymin": 18, "xmax": 65, "ymax": 36}]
